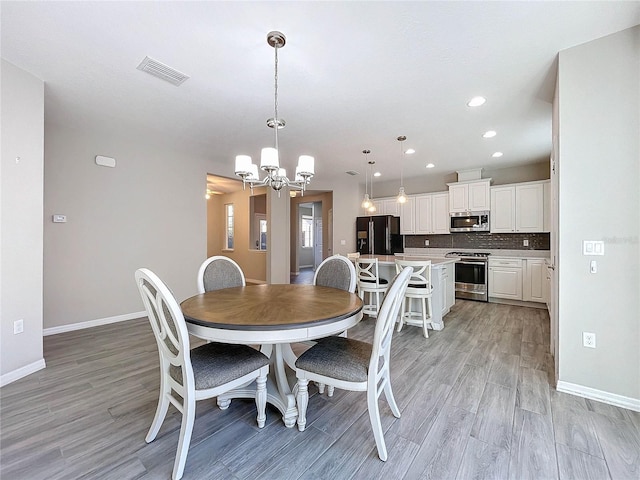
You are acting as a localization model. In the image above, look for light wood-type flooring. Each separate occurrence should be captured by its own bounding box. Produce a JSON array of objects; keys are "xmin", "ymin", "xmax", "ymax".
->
[{"xmin": 1, "ymin": 300, "xmax": 639, "ymax": 479}]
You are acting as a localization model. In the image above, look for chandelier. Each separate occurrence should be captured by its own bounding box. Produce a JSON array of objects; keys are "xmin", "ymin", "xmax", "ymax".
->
[{"xmin": 234, "ymin": 31, "xmax": 315, "ymax": 196}]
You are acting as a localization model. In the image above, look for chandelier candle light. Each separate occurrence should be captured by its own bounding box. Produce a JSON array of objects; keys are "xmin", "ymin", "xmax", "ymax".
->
[
  {"xmin": 234, "ymin": 31, "xmax": 315, "ymax": 196},
  {"xmin": 397, "ymin": 135, "xmax": 408, "ymax": 204}
]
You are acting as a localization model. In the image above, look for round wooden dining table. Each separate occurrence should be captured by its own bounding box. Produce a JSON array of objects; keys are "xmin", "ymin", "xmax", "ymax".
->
[{"xmin": 181, "ymin": 284, "xmax": 363, "ymax": 428}]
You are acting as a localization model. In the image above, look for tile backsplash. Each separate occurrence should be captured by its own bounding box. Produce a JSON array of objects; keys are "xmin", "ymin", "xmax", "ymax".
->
[{"xmin": 404, "ymin": 233, "xmax": 550, "ymax": 250}]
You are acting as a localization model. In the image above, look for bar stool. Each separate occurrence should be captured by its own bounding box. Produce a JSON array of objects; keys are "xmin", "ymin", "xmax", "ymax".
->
[
  {"xmin": 356, "ymin": 258, "xmax": 389, "ymax": 317},
  {"xmin": 394, "ymin": 259, "xmax": 433, "ymax": 338}
]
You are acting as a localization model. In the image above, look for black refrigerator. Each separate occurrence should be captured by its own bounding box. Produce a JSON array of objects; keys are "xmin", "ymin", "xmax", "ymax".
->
[{"xmin": 356, "ymin": 216, "xmax": 403, "ymax": 255}]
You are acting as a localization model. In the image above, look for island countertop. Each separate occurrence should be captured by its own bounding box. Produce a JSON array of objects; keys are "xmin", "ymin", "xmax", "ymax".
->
[{"xmin": 357, "ymin": 254, "xmax": 458, "ymax": 267}]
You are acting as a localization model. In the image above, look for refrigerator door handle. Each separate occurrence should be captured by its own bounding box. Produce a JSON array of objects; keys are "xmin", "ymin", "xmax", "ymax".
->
[
  {"xmin": 385, "ymin": 223, "xmax": 390, "ymax": 253},
  {"xmin": 369, "ymin": 221, "xmax": 374, "ymax": 255}
]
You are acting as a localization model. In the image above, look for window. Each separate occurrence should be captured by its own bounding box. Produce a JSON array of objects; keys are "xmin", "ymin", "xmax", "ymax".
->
[
  {"xmin": 225, "ymin": 203, "xmax": 234, "ymax": 250},
  {"xmin": 301, "ymin": 215, "xmax": 313, "ymax": 248}
]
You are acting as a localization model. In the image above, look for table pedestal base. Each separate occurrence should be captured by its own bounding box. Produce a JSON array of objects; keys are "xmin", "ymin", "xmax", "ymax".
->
[{"xmin": 217, "ymin": 343, "xmax": 299, "ymax": 428}]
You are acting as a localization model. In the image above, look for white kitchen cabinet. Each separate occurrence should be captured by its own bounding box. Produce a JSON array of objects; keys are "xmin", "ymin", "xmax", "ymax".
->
[
  {"xmin": 490, "ymin": 181, "xmax": 545, "ymax": 233},
  {"xmin": 415, "ymin": 192, "xmax": 450, "ymax": 235},
  {"xmin": 415, "ymin": 194, "xmax": 433, "ymax": 234},
  {"xmin": 490, "ymin": 186, "xmax": 516, "ymax": 233},
  {"xmin": 516, "ymin": 183, "xmax": 544, "ymax": 232},
  {"xmin": 489, "ymin": 257, "xmax": 548, "ymax": 304},
  {"xmin": 523, "ymin": 259, "xmax": 547, "ymax": 303},
  {"xmin": 370, "ymin": 199, "xmax": 383, "ymax": 215},
  {"xmin": 399, "ymin": 196, "xmax": 415, "ymax": 234},
  {"xmin": 370, "ymin": 197, "xmax": 399, "ymax": 216},
  {"xmin": 382, "ymin": 198, "xmax": 399, "ymax": 216},
  {"xmin": 448, "ymin": 180, "xmax": 490, "ymax": 213},
  {"xmin": 432, "ymin": 192, "xmax": 450, "ymax": 234},
  {"xmin": 488, "ymin": 258, "xmax": 523, "ymax": 300},
  {"xmin": 543, "ymin": 180, "xmax": 551, "ymax": 233},
  {"xmin": 449, "ymin": 183, "xmax": 468, "ymax": 212},
  {"xmin": 443, "ymin": 263, "xmax": 455, "ymax": 313}
]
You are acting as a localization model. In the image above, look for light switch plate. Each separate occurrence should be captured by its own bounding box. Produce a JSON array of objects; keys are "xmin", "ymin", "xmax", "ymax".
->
[
  {"xmin": 52, "ymin": 214, "xmax": 67, "ymax": 223},
  {"xmin": 583, "ymin": 240, "xmax": 604, "ymax": 255}
]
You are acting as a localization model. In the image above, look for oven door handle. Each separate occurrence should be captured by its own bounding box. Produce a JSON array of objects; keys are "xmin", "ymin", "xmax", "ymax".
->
[{"xmin": 459, "ymin": 261, "xmax": 487, "ymax": 266}]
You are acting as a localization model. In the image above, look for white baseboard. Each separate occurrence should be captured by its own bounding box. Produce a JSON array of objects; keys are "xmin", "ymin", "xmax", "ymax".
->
[
  {"xmin": 556, "ymin": 380, "xmax": 640, "ymax": 412},
  {"xmin": 43, "ymin": 311, "xmax": 146, "ymax": 336},
  {"xmin": 1, "ymin": 358, "xmax": 46, "ymax": 387}
]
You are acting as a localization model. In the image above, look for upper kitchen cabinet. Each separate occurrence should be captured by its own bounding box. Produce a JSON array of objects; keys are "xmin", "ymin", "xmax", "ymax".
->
[
  {"xmin": 415, "ymin": 192, "xmax": 450, "ymax": 235},
  {"xmin": 490, "ymin": 180, "xmax": 548, "ymax": 233},
  {"xmin": 448, "ymin": 179, "xmax": 491, "ymax": 213},
  {"xmin": 415, "ymin": 194, "xmax": 433, "ymax": 234},
  {"xmin": 371, "ymin": 197, "xmax": 399, "ymax": 216},
  {"xmin": 399, "ymin": 196, "xmax": 416, "ymax": 234},
  {"xmin": 382, "ymin": 198, "xmax": 400, "ymax": 216},
  {"xmin": 431, "ymin": 192, "xmax": 450, "ymax": 234}
]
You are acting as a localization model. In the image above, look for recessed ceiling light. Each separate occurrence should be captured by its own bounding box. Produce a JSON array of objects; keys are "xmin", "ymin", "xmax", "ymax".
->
[
  {"xmin": 373, "ymin": 172, "xmax": 381, "ymax": 177},
  {"xmin": 467, "ymin": 96, "xmax": 486, "ymax": 107},
  {"xmin": 492, "ymin": 152, "xmax": 503, "ymax": 158},
  {"xmin": 405, "ymin": 148, "xmax": 415, "ymax": 155},
  {"xmin": 426, "ymin": 163, "xmax": 435, "ymax": 169},
  {"xmin": 482, "ymin": 130, "xmax": 497, "ymax": 138}
]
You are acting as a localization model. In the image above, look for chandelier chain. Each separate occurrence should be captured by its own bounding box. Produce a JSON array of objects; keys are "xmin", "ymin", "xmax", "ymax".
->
[{"xmin": 273, "ymin": 41, "xmax": 279, "ymax": 150}]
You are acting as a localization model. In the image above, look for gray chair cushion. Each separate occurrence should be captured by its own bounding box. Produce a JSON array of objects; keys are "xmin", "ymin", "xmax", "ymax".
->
[
  {"xmin": 360, "ymin": 278, "xmax": 389, "ymax": 284},
  {"xmin": 315, "ymin": 259, "xmax": 352, "ymax": 291},
  {"xmin": 170, "ymin": 343, "xmax": 269, "ymax": 390},
  {"xmin": 295, "ymin": 336, "xmax": 372, "ymax": 382},
  {"xmin": 203, "ymin": 259, "xmax": 243, "ymax": 292}
]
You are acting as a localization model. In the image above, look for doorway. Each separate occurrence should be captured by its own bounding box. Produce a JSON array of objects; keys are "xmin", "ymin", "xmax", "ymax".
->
[{"xmin": 289, "ymin": 191, "xmax": 333, "ymax": 276}]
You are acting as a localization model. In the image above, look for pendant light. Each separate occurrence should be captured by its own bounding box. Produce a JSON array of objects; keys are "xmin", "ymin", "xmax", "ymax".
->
[
  {"xmin": 368, "ymin": 157, "xmax": 377, "ymax": 213},
  {"xmin": 397, "ymin": 135, "xmax": 408, "ymax": 204},
  {"xmin": 361, "ymin": 149, "xmax": 372, "ymax": 209}
]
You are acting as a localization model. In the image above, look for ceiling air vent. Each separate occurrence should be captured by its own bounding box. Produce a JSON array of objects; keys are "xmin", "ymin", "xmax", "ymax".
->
[
  {"xmin": 136, "ymin": 56, "xmax": 190, "ymax": 86},
  {"xmin": 345, "ymin": 170, "xmax": 359, "ymax": 176}
]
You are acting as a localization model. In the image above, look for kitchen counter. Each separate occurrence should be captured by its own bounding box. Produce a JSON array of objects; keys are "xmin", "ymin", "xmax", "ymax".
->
[
  {"xmin": 354, "ymin": 254, "xmax": 457, "ymax": 331},
  {"xmin": 358, "ymin": 254, "xmax": 458, "ymax": 267}
]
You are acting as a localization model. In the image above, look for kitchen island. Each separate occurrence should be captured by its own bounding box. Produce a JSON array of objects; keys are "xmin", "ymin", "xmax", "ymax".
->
[{"xmin": 356, "ymin": 254, "xmax": 457, "ymax": 331}]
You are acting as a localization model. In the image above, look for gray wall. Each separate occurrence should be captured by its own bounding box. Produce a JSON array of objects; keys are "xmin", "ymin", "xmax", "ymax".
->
[
  {"xmin": 43, "ymin": 121, "xmax": 211, "ymax": 328},
  {"xmin": 1, "ymin": 61, "xmax": 45, "ymax": 380},
  {"xmin": 371, "ymin": 160, "xmax": 550, "ymax": 198},
  {"xmin": 557, "ymin": 27, "xmax": 639, "ymax": 401}
]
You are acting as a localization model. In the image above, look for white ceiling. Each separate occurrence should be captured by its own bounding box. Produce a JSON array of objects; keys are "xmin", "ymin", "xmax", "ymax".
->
[{"xmin": 2, "ymin": 1, "xmax": 639, "ymax": 186}]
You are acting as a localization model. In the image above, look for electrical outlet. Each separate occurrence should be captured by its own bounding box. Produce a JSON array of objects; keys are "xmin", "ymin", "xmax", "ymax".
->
[
  {"xmin": 14, "ymin": 319, "xmax": 24, "ymax": 335},
  {"xmin": 424, "ymin": 240, "xmax": 430, "ymax": 246},
  {"xmin": 523, "ymin": 239, "xmax": 529, "ymax": 247},
  {"xmin": 583, "ymin": 332, "xmax": 596, "ymax": 348}
]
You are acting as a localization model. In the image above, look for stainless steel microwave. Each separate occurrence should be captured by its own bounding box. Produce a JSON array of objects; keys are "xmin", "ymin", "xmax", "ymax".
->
[{"xmin": 450, "ymin": 211, "xmax": 490, "ymax": 232}]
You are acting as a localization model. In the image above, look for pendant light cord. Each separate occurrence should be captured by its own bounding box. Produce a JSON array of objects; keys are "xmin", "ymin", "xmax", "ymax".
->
[{"xmin": 400, "ymin": 140, "xmax": 404, "ymax": 187}]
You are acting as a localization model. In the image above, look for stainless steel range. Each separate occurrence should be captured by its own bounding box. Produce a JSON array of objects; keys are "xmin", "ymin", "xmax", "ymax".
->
[{"xmin": 445, "ymin": 251, "xmax": 491, "ymax": 302}]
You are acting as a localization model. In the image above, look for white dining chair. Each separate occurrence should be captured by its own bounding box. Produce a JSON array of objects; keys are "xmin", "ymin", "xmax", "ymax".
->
[
  {"xmin": 356, "ymin": 257, "xmax": 389, "ymax": 317},
  {"xmin": 135, "ymin": 268, "xmax": 269, "ymax": 480},
  {"xmin": 394, "ymin": 259, "xmax": 433, "ymax": 338},
  {"xmin": 197, "ymin": 255, "xmax": 245, "ymax": 293},
  {"xmin": 312, "ymin": 254, "xmax": 357, "ymax": 396},
  {"xmin": 313, "ymin": 254, "xmax": 357, "ymax": 293},
  {"xmin": 295, "ymin": 267, "xmax": 412, "ymax": 461}
]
